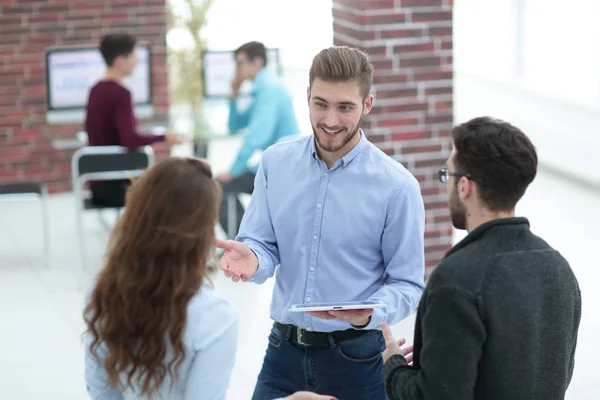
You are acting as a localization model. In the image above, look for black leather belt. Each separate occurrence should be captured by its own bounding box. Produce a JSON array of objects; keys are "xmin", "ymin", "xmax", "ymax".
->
[{"xmin": 274, "ymin": 321, "xmax": 371, "ymax": 347}]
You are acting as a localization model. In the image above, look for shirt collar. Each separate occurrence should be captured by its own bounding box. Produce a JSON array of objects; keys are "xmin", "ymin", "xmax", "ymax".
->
[{"xmin": 310, "ymin": 129, "xmax": 369, "ymax": 167}]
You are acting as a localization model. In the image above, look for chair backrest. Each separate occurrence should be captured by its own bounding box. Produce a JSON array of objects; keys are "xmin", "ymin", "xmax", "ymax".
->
[
  {"xmin": 0, "ymin": 181, "xmax": 44, "ymax": 196},
  {"xmin": 71, "ymin": 146, "xmax": 155, "ymax": 188}
]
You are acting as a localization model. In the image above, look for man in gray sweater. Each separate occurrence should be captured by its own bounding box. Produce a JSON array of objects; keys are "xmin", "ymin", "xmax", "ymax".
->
[{"xmin": 381, "ymin": 116, "xmax": 581, "ymax": 400}]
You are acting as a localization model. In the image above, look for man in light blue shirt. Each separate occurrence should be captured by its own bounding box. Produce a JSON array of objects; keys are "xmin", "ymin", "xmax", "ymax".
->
[
  {"xmin": 217, "ymin": 46, "xmax": 425, "ymax": 400},
  {"xmin": 216, "ymin": 41, "xmax": 299, "ymax": 238}
]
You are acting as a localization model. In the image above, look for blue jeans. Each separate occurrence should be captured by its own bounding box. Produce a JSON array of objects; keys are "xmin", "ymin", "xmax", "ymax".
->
[{"xmin": 252, "ymin": 325, "xmax": 387, "ymax": 400}]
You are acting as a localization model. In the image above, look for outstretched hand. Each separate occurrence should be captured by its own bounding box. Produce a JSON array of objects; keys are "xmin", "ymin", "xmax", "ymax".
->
[
  {"xmin": 165, "ymin": 131, "xmax": 186, "ymax": 146},
  {"xmin": 381, "ymin": 322, "xmax": 414, "ymax": 365},
  {"xmin": 216, "ymin": 239, "xmax": 259, "ymax": 282}
]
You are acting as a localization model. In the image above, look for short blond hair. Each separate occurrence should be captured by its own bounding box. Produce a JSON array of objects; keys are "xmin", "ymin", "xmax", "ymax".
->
[{"xmin": 309, "ymin": 46, "xmax": 374, "ymax": 100}]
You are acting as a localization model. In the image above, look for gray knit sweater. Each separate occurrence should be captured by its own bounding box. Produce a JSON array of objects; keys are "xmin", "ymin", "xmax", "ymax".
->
[{"xmin": 383, "ymin": 217, "xmax": 581, "ymax": 400}]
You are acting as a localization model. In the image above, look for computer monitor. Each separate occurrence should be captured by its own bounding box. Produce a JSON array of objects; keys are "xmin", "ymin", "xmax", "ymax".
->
[
  {"xmin": 202, "ymin": 48, "xmax": 280, "ymax": 98},
  {"xmin": 45, "ymin": 44, "xmax": 152, "ymax": 112}
]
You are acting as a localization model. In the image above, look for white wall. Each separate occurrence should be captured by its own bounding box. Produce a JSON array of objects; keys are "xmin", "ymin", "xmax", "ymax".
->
[
  {"xmin": 455, "ymin": 0, "xmax": 600, "ymax": 105},
  {"xmin": 521, "ymin": 0, "xmax": 600, "ymax": 105},
  {"xmin": 454, "ymin": 0, "xmax": 522, "ymax": 78},
  {"xmin": 454, "ymin": 0, "xmax": 600, "ymax": 187}
]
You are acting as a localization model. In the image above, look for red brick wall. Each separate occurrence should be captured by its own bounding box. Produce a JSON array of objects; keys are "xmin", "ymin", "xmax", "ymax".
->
[
  {"xmin": 332, "ymin": 0, "xmax": 454, "ymax": 277},
  {"xmin": 0, "ymin": 0, "xmax": 169, "ymax": 193}
]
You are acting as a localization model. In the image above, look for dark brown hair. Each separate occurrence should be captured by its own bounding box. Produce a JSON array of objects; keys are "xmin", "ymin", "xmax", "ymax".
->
[
  {"xmin": 309, "ymin": 46, "xmax": 374, "ymax": 100},
  {"xmin": 452, "ymin": 116, "xmax": 538, "ymax": 211},
  {"xmin": 99, "ymin": 33, "xmax": 137, "ymax": 66},
  {"xmin": 235, "ymin": 41, "xmax": 267, "ymax": 66},
  {"xmin": 83, "ymin": 157, "xmax": 221, "ymax": 395}
]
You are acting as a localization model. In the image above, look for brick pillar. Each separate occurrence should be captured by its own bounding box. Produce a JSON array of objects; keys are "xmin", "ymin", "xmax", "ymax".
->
[
  {"xmin": 332, "ymin": 0, "xmax": 454, "ymax": 278},
  {"xmin": 0, "ymin": 0, "xmax": 169, "ymax": 193}
]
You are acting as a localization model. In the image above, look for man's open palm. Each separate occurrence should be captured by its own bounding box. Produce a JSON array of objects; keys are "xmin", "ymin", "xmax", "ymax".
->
[{"xmin": 216, "ymin": 239, "xmax": 258, "ymax": 282}]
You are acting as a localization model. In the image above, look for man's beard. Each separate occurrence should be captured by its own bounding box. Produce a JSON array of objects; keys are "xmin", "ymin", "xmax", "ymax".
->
[
  {"xmin": 312, "ymin": 116, "xmax": 362, "ymax": 153},
  {"xmin": 449, "ymin": 183, "xmax": 467, "ymax": 230}
]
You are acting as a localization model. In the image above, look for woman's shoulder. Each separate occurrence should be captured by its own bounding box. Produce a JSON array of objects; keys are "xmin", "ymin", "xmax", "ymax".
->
[
  {"xmin": 189, "ymin": 281, "xmax": 235, "ymax": 311},
  {"xmin": 185, "ymin": 281, "xmax": 238, "ymax": 350}
]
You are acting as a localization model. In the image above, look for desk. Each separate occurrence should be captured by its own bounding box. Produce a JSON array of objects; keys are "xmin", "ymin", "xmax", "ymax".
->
[
  {"xmin": 51, "ymin": 136, "xmax": 86, "ymax": 151},
  {"xmin": 50, "ymin": 124, "xmax": 170, "ymax": 152}
]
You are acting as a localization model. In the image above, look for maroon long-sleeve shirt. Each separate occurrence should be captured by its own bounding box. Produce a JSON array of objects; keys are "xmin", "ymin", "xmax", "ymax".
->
[{"xmin": 85, "ymin": 80, "xmax": 164, "ymax": 150}]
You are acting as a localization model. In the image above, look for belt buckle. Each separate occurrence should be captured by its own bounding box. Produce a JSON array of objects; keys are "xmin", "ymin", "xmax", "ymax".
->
[{"xmin": 296, "ymin": 326, "xmax": 308, "ymax": 346}]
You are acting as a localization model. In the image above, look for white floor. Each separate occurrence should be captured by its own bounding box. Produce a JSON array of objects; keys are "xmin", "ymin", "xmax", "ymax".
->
[{"xmin": 0, "ymin": 165, "xmax": 598, "ymax": 399}]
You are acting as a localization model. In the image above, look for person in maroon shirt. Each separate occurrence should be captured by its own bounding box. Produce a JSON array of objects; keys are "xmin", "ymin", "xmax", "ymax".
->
[{"xmin": 85, "ymin": 33, "xmax": 184, "ymax": 207}]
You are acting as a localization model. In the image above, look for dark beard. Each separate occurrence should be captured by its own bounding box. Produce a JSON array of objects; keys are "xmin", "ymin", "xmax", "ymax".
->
[
  {"xmin": 313, "ymin": 117, "xmax": 362, "ymax": 153},
  {"xmin": 449, "ymin": 183, "xmax": 467, "ymax": 230}
]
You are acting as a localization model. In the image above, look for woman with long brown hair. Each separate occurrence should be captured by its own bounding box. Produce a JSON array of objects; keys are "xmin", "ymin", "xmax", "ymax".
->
[{"xmin": 83, "ymin": 157, "xmax": 237, "ymax": 399}]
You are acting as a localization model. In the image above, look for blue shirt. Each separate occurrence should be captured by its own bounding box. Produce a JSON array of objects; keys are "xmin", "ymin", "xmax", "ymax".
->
[
  {"xmin": 228, "ymin": 67, "xmax": 300, "ymax": 176},
  {"xmin": 84, "ymin": 282, "xmax": 238, "ymax": 400},
  {"xmin": 237, "ymin": 132, "xmax": 426, "ymax": 332}
]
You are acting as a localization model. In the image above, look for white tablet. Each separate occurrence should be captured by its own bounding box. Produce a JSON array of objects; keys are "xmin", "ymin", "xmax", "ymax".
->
[{"xmin": 288, "ymin": 300, "xmax": 386, "ymax": 312}]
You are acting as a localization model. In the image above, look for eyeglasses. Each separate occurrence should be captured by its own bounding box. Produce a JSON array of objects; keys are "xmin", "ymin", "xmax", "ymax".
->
[{"xmin": 438, "ymin": 168, "xmax": 479, "ymax": 184}]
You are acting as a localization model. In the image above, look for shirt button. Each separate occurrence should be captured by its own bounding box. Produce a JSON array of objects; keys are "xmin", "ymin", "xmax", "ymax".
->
[
  {"xmin": 306, "ymin": 327, "xmax": 312, "ymax": 331},
  {"xmin": 324, "ymin": 173, "xmax": 328, "ymax": 177},
  {"xmin": 317, "ymin": 203, "xmax": 322, "ymax": 208},
  {"xmin": 306, "ymin": 297, "xmax": 311, "ymax": 302},
  {"xmin": 310, "ymin": 266, "xmax": 315, "ymax": 272},
  {"xmin": 313, "ymin": 235, "xmax": 318, "ymax": 240}
]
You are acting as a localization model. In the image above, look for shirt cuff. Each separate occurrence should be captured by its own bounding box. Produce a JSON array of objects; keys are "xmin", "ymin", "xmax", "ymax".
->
[
  {"xmin": 245, "ymin": 242, "xmax": 272, "ymax": 284},
  {"xmin": 356, "ymin": 306, "xmax": 386, "ymax": 330},
  {"xmin": 382, "ymin": 354, "xmax": 408, "ymax": 384}
]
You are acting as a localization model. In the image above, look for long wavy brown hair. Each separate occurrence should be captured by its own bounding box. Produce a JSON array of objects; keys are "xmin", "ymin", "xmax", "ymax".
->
[{"xmin": 83, "ymin": 157, "xmax": 221, "ymax": 395}]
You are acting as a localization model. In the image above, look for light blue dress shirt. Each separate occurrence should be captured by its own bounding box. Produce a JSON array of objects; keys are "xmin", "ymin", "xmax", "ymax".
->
[
  {"xmin": 84, "ymin": 282, "xmax": 238, "ymax": 400},
  {"xmin": 238, "ymin": 132, "xmax": 426, "ymax": 332},
  {"xmin": 228, "ymin": 67, "xmax": 300, "ymax": 177}
]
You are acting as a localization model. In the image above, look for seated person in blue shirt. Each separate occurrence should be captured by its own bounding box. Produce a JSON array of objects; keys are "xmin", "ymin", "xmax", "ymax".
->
[
  {"xmin": 216, "ymin": 46, "xmax": 426, "ymax": 400},
  {"xmin": 216, "ymin": 41, "xmax": 300, "ymax": 238}
]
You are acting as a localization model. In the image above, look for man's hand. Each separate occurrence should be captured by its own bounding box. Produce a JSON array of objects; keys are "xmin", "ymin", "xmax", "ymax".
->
[
  {"xmin": 381, "ymin": 322, "xmax": 414, "ymax": 365},
  {"xmin": 165, "ymin": 131, "xmax": 186, "ymax": 146},
  {"xmin": 307, "ymin": 308, "xmax": 373, "ymax": 327},
  {"xmin": 284, "ymin": 391, "xmax": 337, "ymax": 400},
  {"xmin": 216, "ymin": 172, "xmax": 234, "ymax": 183},
  {"xmin": 216, "ymin": 239, "xmax": 258, "ymax": 282},
  {"xmin": 230, "ymin": 75, "xmax": 243, "ymax": 99}
]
